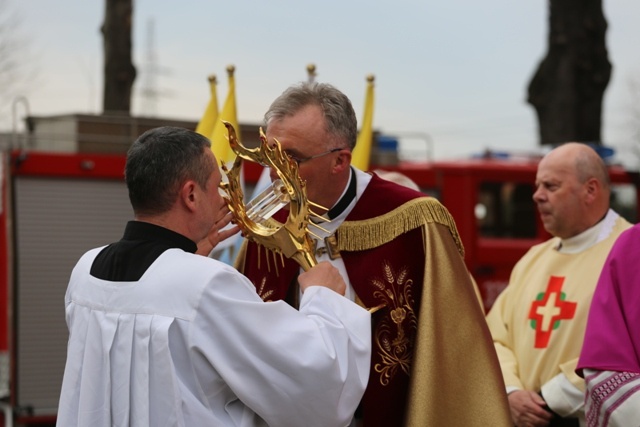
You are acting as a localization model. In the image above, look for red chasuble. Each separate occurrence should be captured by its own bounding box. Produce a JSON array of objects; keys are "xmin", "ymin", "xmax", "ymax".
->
[{"xmin": 236, "ymin": 174, "xmax": 511, "ymax": 427}]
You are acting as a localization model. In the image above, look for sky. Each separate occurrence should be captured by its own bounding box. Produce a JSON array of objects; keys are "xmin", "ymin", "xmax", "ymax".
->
[{"xmin": 4, "ymin": 0, "xmax": 640, "ymax": 165}]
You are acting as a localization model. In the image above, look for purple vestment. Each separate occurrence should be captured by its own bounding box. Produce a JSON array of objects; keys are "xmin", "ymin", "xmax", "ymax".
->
[{"xmin": 578, "ymin": 223, "xmax": 640, "ymax": 374}]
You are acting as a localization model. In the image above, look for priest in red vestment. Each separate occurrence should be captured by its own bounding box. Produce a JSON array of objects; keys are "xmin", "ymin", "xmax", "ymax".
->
[{"xmin": 234, "ymin": 82, "xmax": 511, "ymax": 427}]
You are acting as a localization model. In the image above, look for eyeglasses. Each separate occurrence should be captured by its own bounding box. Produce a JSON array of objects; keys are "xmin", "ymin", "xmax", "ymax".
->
[{"xmin": 286, "ymin": 148, "xmax": 343, "ymax": 165}]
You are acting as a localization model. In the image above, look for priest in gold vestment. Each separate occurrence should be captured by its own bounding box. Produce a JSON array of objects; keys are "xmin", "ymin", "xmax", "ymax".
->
[{"xmin": 486, "ymin": 143, "xmax": 632, "ymax": 427}]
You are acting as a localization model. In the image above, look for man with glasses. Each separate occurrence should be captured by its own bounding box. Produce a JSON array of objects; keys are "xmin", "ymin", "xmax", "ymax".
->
[{"xmin": 234, "ymin": 82, "xmax": 511, "ymax": 426}]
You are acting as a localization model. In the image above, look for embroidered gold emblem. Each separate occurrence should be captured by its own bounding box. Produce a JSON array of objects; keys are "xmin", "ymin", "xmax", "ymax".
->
[
  {"xmin": 372, "ymin": 263, "xmax": 417, "ymax": 386},
  {"xmin": 312, "ymin": 235, "xmax": 342, "ymax": 260},
  {"xmin": 255, "ymin": 276, "xmax": 275, "ymax": 302}
]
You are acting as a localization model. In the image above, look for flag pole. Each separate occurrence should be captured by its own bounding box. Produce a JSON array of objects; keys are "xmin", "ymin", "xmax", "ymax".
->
[{"xmin": 307, "ymin": 63, "xmax": 316, "ymax": 83}]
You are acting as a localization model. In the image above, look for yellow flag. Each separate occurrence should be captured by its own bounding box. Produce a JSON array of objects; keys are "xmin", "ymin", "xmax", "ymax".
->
[
  {"xmin": 210, "ymin": 65, "xmax": 239, "ymax": 165},
  {"xmin": 195, "ymin": 74, "xmax": 218, "ymax": 138},
  {"xmin": 351, "ymin": 74, "xmax": 375, "ymax": 171}
]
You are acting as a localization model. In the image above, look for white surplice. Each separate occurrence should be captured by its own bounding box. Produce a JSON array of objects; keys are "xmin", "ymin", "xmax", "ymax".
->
[{"xmin": 57, "ymin": 247, "xmax": 371, "ymax": 427}]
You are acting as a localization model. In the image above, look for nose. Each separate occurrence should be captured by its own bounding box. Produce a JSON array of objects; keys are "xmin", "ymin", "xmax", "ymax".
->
[{"xmin": 532, "ymin": 186, "xmax": 544, "ymax": 203}]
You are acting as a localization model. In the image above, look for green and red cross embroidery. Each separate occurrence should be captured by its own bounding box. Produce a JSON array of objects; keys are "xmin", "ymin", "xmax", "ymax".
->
[{"xmin": 528, "ymin": 276, "xmax": 577, "ymax": 348}]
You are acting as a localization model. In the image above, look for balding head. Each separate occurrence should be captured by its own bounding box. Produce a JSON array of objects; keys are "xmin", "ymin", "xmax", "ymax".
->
[
  {"xmin": 533, "ymin": 143, "xmax": 611, "ymax": 238},
  {"xmin": 542, "ymin": 142, "xmax": 610, "ymax": 191}
]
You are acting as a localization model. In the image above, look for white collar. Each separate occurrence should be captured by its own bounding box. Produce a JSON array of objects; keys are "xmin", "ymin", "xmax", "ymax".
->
[{"xmin": 558, "ymin": 209, "xmax": 619, "ymax": 254}]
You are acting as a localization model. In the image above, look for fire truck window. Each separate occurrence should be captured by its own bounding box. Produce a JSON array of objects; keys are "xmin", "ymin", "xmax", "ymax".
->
[
  {"xmin": 610, "ymin": 184, "xmax": 637, "ymax": 224},
  {"xmin": 476, "ymin": 182, "xmax": 536, "ymax": 238}
]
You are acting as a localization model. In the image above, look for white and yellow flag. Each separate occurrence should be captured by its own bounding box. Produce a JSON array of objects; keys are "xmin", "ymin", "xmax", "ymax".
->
[
  {"xmin": 210, "ymin": 65, "xmax": 240, "ymax": 165},
  {"xmin": 207, "ymin": 66, "xmax": 242, "ymax": 262},
  {"xmin": 195, "ymin": 74, "xmax": 219, "ymax": 139},
  {"xmin": 351, "ymin": 74, "xmax": 375, "ymax": 171}
]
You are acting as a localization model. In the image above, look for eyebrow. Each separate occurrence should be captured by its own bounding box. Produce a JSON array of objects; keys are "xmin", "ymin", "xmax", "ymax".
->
[{"xmin": 283, "ymin": 148, "xmax": 303, "ymax": 157}]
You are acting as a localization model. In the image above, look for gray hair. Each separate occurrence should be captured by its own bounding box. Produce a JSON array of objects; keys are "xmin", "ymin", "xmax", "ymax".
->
[
  {"xmin": 125, "ymin": 126, "xmax": 214, "ymax": 215},
  {"xmin": 264, "ymin": 82, "xmax": 358, "ymax": 150}
]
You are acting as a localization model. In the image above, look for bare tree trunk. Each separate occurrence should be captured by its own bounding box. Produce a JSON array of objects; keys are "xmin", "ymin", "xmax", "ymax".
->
[
  {"xmin": 527, "ymin": 0, "xmax": 610, "ymax": 145},
  {"xmin": 101, "ymin": 0, "xmax": 136, "ymax": 114}
]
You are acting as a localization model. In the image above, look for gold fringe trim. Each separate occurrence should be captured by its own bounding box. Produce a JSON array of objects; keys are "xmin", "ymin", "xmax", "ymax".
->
[{"xmin": 336, "ymin": 197, "xmax": 464, "ymax": 256}]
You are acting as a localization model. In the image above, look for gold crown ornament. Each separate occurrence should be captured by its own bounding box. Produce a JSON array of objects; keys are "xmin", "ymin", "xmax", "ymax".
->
[{"xmin": 218, "ymin": 122, "xmax": 329, "ymax": 272}]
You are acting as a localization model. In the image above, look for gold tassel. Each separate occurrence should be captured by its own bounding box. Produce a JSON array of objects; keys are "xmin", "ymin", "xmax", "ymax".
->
[{"xmin": 335, "ymin": 197, "xmax": 464, "ymax": 256}]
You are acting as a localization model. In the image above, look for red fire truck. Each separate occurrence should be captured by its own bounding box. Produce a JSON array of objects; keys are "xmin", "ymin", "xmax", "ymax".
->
[{"xmin": 0, "ymin": 148, "xmax": 638, "ymax": 426}]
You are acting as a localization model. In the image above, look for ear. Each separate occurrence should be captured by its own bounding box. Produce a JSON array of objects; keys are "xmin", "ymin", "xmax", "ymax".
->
[
  {"xmin": 332, "ymin": 150, "xmax": 352, "ymax": 174},
  {"xmin": 584, "ymin": 177, "xmax": 599, "ymax": 203},
  {"xmin": 180, "ymin": 180, "xmax": 199, "ymax": 212}
]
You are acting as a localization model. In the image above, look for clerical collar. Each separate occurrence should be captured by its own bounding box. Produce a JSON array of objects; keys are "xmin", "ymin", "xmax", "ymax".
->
[
  {"xmin": 123, "ymin": 221, "xmax": 198, "ymax": 253},
  {"xmin": 557, "ymin": 209, "xmax": 617, "ymax": 254},
  {"xmin": 327, "ymin": 168, "xmax": 357, "ymax": 220},
  {"xmin": 90, "ymin": 221, "xmax": 197, "ymax": 282}
]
